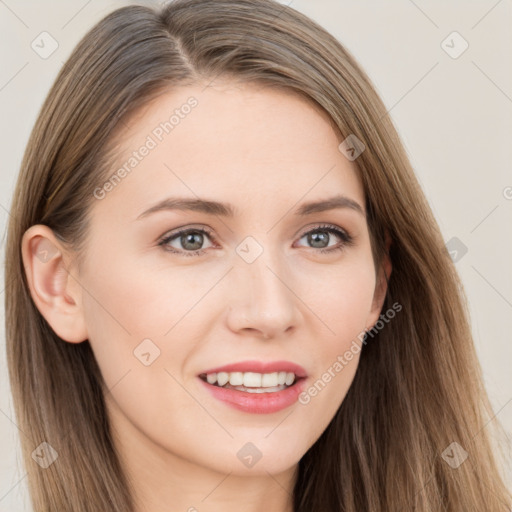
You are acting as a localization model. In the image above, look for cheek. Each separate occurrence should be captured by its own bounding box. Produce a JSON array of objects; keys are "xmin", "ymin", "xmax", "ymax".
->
[
  {"xmin": 296, "ymin": 261, "xmax": 375, "ymax": 414},
  {"xmin": 79, "ymin": 249, "xmax": 223, "ymax": 399},
  {"xmin": 78, "ymin": 254, "xmax": 173, "ymax": 388},
  {"xmin": 82, "ymin": 252, "xmax": 184, "ymax": 338},
  {"xmin": 303, "ymin": 259, "xmax": 376, "ymax": 346}
]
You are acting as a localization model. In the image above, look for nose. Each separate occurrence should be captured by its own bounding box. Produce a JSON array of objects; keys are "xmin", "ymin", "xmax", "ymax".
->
[{"xmin": 226, "ymin": 244, "xmax": 302, "ymax": 339}]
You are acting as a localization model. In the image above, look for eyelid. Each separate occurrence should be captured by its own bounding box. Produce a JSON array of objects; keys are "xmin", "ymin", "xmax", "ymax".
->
[{"xmin": 295, "ymin": 222, "xmax": 350, "ymax": 240}]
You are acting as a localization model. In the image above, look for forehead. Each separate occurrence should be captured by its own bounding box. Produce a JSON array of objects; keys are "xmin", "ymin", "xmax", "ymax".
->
[{"xmin": 96, "ymin": 81, "xmax": 364, "ymax": 217}]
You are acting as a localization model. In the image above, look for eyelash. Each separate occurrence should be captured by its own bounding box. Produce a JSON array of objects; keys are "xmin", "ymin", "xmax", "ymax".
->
[{"xmin": 158, "ymin": 223, "xmax": 354, "ymax": 257}]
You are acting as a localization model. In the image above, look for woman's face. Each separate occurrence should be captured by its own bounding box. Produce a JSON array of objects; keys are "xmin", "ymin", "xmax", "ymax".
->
[{"xmin": 60, "ymin": 81, "xmax": 388, "ymax": 478}]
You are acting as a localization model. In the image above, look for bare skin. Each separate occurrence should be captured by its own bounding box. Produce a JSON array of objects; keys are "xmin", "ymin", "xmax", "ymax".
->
[{"xmin": 22, "ymin": 80, "xmax": 390, "ymax": 512}]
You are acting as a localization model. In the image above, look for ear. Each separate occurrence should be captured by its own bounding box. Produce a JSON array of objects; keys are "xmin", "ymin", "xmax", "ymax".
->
[
  {"xmin": 21, "ymin": 224, "xmax": 88, "ymax": 343},
  {"xmin": 366, "ymin": 231, "xmax": 392, "ymax": 330}
]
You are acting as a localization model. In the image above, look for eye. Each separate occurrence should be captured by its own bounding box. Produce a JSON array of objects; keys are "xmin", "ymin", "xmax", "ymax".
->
[
  {"xmin": 295, "ymin": 224, "xmax": 354, "ymax": 254},
  {"xmin": 158, "ymin": 226, "xmax": 215, "ymax": 257}
]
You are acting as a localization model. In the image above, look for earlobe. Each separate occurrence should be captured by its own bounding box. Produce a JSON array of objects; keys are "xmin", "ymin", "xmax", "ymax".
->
[{"xmin": 21, "ymin": 225, "xmax": 88, "ymax": 343}]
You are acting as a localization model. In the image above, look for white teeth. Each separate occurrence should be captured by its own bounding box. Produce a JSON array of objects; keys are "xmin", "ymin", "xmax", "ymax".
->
[
  {"xmin": 285, "ymin": 372, "xmax": 295, "ymax": 386},
  {"xmin": 203, "ymin": 371, "xmax": 297, "ymax": 388},
  {"xmin": 229, "ymin": 372, "xmax": 244, "ymax": 386},
  {"xmin": 243, "ymin": 372, "xmax": 261, "ymax": 387},
  {"xmin": 216, "ymin": 372, "xmax": 229, "ymax": 387},
  {"xmin": 261, "ymin": 372, "xmax": 279, "ymax": 387}
]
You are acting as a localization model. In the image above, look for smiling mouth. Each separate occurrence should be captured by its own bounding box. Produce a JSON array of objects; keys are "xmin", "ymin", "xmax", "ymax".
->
[{"xmin": 198, "ymin": 371, "xmax": 304, "ymax": 393}]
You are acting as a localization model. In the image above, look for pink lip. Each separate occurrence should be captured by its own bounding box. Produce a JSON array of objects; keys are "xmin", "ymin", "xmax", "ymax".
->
[
  {"xmin": 198, "ymin": 375, "xmax": 307, "ymax": 414},
  {"xmin": 199, "ymin": 360, "xmax": 308, "ymax": 378}
]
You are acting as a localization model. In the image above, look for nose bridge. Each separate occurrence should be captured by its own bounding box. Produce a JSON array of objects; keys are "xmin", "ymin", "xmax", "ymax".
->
[{"xmin": 229, "ymin": 235, "xmax": 299, "ymax": 335}]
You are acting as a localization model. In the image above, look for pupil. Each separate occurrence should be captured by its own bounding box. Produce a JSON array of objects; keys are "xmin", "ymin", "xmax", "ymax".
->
[
  {"xmin": 309, "ymin": 231, "xmax": 328, "ymax": 248},
  {"xmin": 182, "ymin": 232, "xmax": 203, "ymax": 250}
]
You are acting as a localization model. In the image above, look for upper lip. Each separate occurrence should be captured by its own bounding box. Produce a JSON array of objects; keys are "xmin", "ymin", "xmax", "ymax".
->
[{"xmin": 199, "ymin": 360, "xmax": 308, "ymax": 378}]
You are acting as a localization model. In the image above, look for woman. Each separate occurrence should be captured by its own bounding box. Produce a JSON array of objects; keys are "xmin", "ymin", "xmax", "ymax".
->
[{"xmin": 4, "ymin": 0, "xmax": 510, "ymax": 510}]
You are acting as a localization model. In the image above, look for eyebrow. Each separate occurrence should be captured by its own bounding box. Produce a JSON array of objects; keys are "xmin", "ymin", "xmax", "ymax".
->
[{"xmin": 136, "ymin": 194, "xmax": 365, "ymax": 220}]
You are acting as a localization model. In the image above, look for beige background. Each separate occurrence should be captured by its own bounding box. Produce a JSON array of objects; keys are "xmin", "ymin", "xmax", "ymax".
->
[{"xmin": 1, "ymin": 0, "xmax": 511, "ymax": 509}]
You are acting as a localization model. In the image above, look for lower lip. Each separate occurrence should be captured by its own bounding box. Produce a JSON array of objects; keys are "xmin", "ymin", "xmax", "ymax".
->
[{"xmin": 198, "ymin": 377, "xmax": 307, "ymax": 414}]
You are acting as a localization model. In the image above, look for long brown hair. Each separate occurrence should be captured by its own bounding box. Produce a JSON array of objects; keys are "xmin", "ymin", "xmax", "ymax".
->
[{"xmin": 5, "ymin": 0, "xmax": 510, "ymax": 510}]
